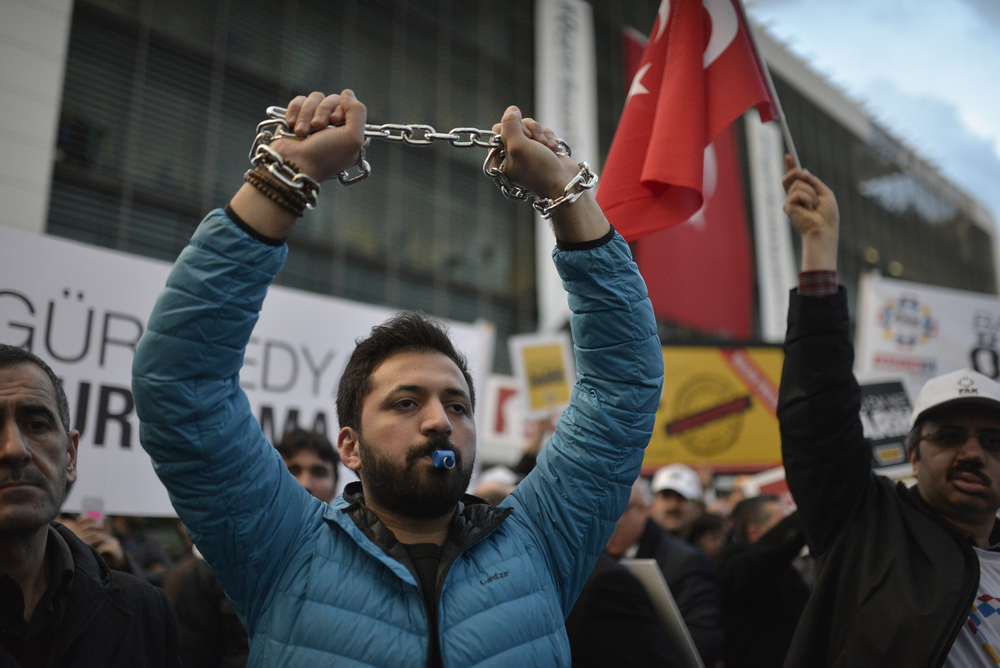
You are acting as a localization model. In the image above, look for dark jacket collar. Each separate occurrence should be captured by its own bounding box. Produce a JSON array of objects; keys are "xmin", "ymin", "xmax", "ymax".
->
[
  {"xmin": 45, "ymin": 523, "xmax": 128, "ymax": 667},
  {"xmin": 901, "ymin": 482, "xmax": 1000, "ymax": 548},
  {"xmin": 636, "ymin": 517, "xmax": 664, "ymax": 558},
  {"xmin": 341, "ymin": 481, "xmax": 512, "ymax": 555}
]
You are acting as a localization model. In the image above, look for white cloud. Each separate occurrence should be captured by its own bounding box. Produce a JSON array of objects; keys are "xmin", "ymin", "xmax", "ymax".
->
[{"xmin": 746, "ymin": 0, "xmax": 1000, "ymax": 226}]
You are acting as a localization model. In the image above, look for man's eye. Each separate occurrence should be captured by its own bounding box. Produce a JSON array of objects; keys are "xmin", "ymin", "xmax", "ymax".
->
[
  {"xmin": 25, "ymin": 419, "xmax": 50, "ymax": 432},
  {"xmin": 449, "ymin": 404, "xmax": 468, "ymax": 415},
  {"xmin": 980, "ymin": 433, "xmax": 1000, "ymax": 450},
  {"xmin": 932, "ymin": 429, "xmax": 968, "ymax": 446},
  {"xmin": 394, "ymin": 399, "xmax": 416, "ymax": 409}
]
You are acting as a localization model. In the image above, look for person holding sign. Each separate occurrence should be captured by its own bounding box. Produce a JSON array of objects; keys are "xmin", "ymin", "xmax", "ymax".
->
[
  {"xmin": 131, "ymin": 90, "xmax": 662, "ymax": 668},
  {"xmin": 779, "ymin": 157, "xmax": 1000, "ymax": 667}
]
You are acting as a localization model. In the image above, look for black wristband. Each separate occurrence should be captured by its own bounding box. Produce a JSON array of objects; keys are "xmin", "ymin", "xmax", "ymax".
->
[
  {"xmin": 224, "ymin": 204, "xmax": 287, "ymax": 247},
  {"xmin": 555, "ymin": 224, "xmax": 616, "ymax": 251}
]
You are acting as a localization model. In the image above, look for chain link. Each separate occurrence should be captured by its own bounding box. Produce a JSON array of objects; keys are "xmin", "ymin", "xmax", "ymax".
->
[
  {"xmin": 254, "ymin": 106, "xmax": 586, "ymax": 212},
  {"xmin": 532, "ymin": 162, "xmax": 599, "ymax": 219}
]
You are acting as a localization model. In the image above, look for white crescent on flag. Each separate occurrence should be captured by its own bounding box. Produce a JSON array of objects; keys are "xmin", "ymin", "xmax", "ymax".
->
[
  {"xmin": 655, "ymin": 0, "xmax": 670, "ymax": 42},
  {"xmin": 703, "ymin": 0, "xmax": 738, "ymax": 67}
]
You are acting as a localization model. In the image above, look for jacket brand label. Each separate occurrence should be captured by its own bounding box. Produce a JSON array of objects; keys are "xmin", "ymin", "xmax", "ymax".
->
[{"xmin": 480, "ymin": 571, "xmax": 508, "ymax": 585}]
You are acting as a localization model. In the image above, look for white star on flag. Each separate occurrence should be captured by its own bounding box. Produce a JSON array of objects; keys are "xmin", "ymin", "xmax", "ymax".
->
[{"xmin": 626, "ymin": 62, "xmax": 652, "ymax": 103}]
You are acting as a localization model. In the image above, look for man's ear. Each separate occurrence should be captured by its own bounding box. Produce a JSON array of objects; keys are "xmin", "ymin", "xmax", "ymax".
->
[
  {"xmin": 66, "ymin": 430, "xmax": 80, "ymax": 485},
  {"xmin": 908, "ymin": 442, "xmax": 920, "ymax": 476},
  {"xmin": 337, "ymin": 427, "xmax": 362, "ymax": 473}
]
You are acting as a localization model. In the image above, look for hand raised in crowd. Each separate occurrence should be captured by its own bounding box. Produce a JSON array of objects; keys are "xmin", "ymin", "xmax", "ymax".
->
[
  {"xmin": 273, "ymin": 89, "xmax": 368, "ymax": 183},
  {"xmin": 61, "ymin": 515, "xmax": 128, "ymax": 571},
  {"xmin": 230, "ymin": 89, "xmax": 367, "ymax": 239},
  {"xmin": 782, "ymin": 154, "xmax": 839, "ymax": 272},
  {"xmin": 492, "ymin": 106, "xmax": 609, "ymax": 244},
  {"xmin": 492, "ymin": 107, "xmax": 578, "ymax": 200}
]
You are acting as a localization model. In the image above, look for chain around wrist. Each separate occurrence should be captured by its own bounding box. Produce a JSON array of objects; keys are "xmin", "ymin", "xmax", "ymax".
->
[{"xmin": 531, "ymin": 162, "xmax": 598, "ymax": 219}]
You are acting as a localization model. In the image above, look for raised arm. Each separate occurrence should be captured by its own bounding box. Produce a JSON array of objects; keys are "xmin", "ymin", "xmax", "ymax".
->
[
  {"xmin": 494, "ymin": 108, "xmax": 663, "ymax": 613},
  {"xmin": 132, "ymin": 91, "xmax": 366, "ymax": 630},
  {"xmin": 777, "ymin": 157, "xmax": 871, "ymax": 555}
]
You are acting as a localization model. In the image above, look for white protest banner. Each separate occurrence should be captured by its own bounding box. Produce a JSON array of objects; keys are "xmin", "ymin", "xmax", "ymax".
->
[
  {"xmin": 855, "ymin": 272, "xmax": 1000, "ymax": 398},
  {"xmin": 1, "ymin": 225, "xmax": 494, "ymax": 516}
]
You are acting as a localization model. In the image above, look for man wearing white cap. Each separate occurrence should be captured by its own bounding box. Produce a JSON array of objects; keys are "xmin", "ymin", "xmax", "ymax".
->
[
  {"xmin": 779, "ymin": 158, "xmax": 1000, "ymax": 667},
  {"xmin": 649, "ymin": 463, "xmax": 704, "ymax": 541}
]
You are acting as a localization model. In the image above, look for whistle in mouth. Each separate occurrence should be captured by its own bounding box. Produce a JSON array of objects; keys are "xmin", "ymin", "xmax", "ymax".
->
[{"xmin": 431, "ymin": 450, "xmax": 456, "ymax": 469}]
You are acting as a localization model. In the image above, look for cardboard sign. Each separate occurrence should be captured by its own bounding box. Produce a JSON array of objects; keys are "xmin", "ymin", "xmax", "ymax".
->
[
  {"xmin": 508, "ymin": 332, "xmax": 576, "ymax": 419},
  {"xmin": 860, "ymin": 381, "xmax": 912, "ymax": 470},
  {"xmin": 644, "ymin": 346, "xmax": 783, "ymax": 472},
  {"xmin": 0, "ymin": 225, "xmax": 495, "ymax": 515}
]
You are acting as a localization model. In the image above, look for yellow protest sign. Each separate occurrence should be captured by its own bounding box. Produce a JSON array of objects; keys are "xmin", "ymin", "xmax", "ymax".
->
[
  {"xmin": 508, "ymin": 333, "xmax": 575, "ymax": 418},
  {"xmin": 644, "ymin": 346, "xmax": 784, "ymax": 472}
]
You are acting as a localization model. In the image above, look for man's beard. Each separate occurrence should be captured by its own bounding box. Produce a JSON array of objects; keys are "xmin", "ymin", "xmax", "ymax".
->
[{"xmin": 358, "ymin": 433, "xmax": 475, "ymax": 520}]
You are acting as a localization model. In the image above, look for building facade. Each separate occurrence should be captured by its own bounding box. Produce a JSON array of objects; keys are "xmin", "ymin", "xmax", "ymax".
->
[{"xmin": 2, "ymin": 0, "xmax": 994, "ymax": 372}]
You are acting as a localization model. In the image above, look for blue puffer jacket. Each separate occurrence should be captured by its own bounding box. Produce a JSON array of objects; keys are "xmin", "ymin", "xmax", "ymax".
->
[{"xmin": 132, "ymin": 210, "xmax": 662, "ymax": 667}]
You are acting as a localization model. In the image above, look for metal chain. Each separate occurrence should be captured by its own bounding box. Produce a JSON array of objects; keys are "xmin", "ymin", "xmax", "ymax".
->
[
  {"xmin": 532, "ymin": 162, "xmax": 599, "ymax": 219},
  {"xmin": 252, "ymin": 106, "xmax": 582, "ymax": 209}
]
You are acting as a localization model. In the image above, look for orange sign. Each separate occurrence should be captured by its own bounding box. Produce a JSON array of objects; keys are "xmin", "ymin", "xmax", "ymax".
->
[{"xmin": 644, "ymin": 346, "xmax": 784, "ymax": 472}]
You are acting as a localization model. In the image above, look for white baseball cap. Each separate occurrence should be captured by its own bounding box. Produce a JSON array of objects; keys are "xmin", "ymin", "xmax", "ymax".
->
[
  {"xmin": 650, "ymin": 464, "xmax": 702, "ymax": 501},
  {"xmin": 908, "ymin": 368, "xmax": 1000, "ymax": 430}
]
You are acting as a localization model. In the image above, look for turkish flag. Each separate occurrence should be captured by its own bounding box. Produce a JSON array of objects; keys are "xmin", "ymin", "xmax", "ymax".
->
[
  {"xmin": 598, "ymin": 0, "xmax": 775, "ymax": 242},
  {"xmin": 635, "ymin": 124, "xmax": 754, "ymax": 338}
]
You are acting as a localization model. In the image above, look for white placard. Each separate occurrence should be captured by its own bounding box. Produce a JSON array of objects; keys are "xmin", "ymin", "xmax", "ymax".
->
[
  {"xmin": 855, "ymin": 271, "xmax": 1000, "ymax": 399},
  {"xmin": 479, "ymin": 374, "xmax": 524, "ymax": 465},
  {"xmin": 0, "ymin": 224, "xmax": 495, "ymax": 516}
]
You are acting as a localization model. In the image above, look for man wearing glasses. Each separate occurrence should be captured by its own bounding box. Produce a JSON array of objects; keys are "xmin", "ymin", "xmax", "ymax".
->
[{"xmin": 779, "ymin": 157, "xmax": 1000, "ymax": 667}]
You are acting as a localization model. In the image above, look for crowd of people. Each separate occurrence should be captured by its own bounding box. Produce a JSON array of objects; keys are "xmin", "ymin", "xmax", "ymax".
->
[{"xmin": 3, "ymin": 87, "xmax": 1000, "ymax": 668}]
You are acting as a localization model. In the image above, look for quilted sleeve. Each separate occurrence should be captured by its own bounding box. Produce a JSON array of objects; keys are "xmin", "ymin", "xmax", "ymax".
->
[
  {"xmin": 132, "ymin": 210, "xmax": 321, "ymax": 633},
  {"xmin": 504, "ymin": 232, "xmax": 663, "ymax": 615}
]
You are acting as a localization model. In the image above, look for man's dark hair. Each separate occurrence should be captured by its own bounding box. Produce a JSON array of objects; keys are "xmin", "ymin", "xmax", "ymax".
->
[
  {"xmin": 0, "ymin": 344, "xmax": 71, "ymax": 432},
  {"xmin": 277, "ymin": 428, "xmax": 339, "ymax": 470},
  {"xmin": 336, "ymin": 311, "xmax": 475, "ymax": 431},
  {"xmin": 688, "ymin": 511, "xmax": 725, "ymax": 546},
  {"xmin": 731, "ymin": 494, "xmax": 780, "ymax": 543}
]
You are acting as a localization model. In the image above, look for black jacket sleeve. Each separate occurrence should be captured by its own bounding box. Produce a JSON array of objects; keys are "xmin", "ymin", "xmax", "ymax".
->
[
  {"xmin": 778, "ymin": 288, "xmax": 874, "ymax": 557},
  {"xmin": 717, "ymin": 512, "xmax": 806, "ymax": 595}
]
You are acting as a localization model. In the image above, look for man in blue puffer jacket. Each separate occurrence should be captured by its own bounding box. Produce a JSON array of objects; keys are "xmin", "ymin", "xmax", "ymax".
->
[{"xmin": 132, "ymin": 89, "xmax": 663, "ymax": 667}]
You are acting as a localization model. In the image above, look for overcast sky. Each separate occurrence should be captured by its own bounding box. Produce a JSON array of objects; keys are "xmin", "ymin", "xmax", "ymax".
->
[{"xmin": 745, "ymin": 0, "xmax": 1000, "ymax": 233}]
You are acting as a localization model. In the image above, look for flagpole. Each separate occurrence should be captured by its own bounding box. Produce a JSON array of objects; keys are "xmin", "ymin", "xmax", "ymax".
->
[{"xmin": 734, "ymin": 0, "xmax": 801, "ymax": 170}]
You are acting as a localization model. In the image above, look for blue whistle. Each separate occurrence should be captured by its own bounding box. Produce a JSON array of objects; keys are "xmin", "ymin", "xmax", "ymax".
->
[{"xmin": 431, "ymin": 450, "xmax": 456, "ymax": 469}]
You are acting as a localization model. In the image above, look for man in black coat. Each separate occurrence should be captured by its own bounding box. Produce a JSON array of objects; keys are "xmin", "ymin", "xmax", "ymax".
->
[
  {"xmin": 716, "ymin": 496, "xmax": 809, "ymax": 668},
  {"xmin": 565, "ymin": 551, "xmax": 679, "ymax": 668},
  {"xmin": 604, "ymin": 480, "xmax": 725, "ymax": 667},
  {"xmin": 0, "ymin": 344, "xmax": 180, "ymax": 667},
  {"xmin": 780, "ymin": 158, "xmax": 1000, "ymax": 666}
]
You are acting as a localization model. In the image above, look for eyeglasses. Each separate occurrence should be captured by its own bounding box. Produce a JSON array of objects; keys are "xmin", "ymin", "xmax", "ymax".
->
[{"xmin": 920, "ymin": 427, "xmax": 1000, "ymax": 454}]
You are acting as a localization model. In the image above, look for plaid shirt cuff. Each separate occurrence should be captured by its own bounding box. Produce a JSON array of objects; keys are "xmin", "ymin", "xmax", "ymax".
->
[{"xmin": 799, "ymin": 270, "xmax": 839, "ymax": 297}]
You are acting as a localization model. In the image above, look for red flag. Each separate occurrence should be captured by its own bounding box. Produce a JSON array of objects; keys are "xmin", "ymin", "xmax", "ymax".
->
[
  {"xmin": 635, "ymin": 124, "xmax": 754, "ymax": 338},
  {"xmin": 598, "ymin": 0, "xmax": 776, "ymax": 242}
]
